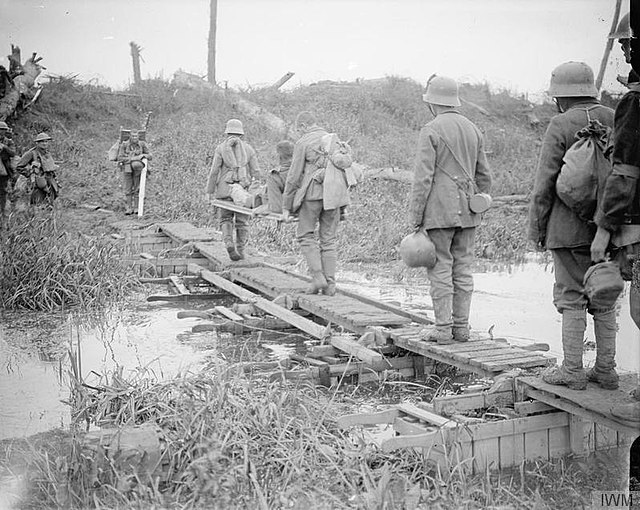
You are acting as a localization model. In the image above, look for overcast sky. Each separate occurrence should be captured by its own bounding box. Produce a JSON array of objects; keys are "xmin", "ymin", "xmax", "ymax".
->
[{"xmin": 0, "ymin": 0, "xmax": 630, "ymax": 100}]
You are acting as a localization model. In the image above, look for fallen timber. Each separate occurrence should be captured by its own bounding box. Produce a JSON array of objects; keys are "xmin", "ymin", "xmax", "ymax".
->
[{"xmin": 116, "ymin": 221, "xmax": 640, "ymax": 472}]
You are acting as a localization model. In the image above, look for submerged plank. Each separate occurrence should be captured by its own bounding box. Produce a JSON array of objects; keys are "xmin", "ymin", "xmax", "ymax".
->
[{"xmin": 189, "ymin": 264, "xmax": 328, "ymax": 339}]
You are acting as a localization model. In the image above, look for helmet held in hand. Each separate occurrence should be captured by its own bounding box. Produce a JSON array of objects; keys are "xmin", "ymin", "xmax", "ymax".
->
[{"xmin": 399, "ymin": 230, "xmax": 437, "ymax": 269}]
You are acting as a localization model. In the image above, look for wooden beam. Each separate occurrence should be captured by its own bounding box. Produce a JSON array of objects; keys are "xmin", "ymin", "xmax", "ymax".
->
[
  {"xmin": 214, "ymin": 305, "xmax": 244, "ymax": 322},
  {"xmin": 189, "ymin": 264, "xmax": 328, "ymax": 339},
  {"xmin": 433, "ymin": 389, "xmax": 514, "ymax": 415},
  {"xmin": 169, "ymin": 275, "xmax": 190, "ymax": 295},
  {"xmin": 330, "ymin": 334, "xmax": 387, "ymax": 370}
]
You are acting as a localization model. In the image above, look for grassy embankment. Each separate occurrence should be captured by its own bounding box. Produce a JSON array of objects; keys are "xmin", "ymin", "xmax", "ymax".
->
[
  {"xmin": 1, "ymin": 78, "xmax": 627, "ymax": 508},
  {"xmin": 12, "ymin": 76, "xmax": 559, "ymax": 263}
]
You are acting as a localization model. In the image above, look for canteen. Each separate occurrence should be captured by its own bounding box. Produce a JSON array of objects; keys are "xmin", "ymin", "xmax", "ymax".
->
[
  {"xmin": 399, "ymin": 230, "xmax": 437, "ymax": 269},
  {"xmin": 469, "ymin": 192, "xmax": 493, "ymax": 214}
]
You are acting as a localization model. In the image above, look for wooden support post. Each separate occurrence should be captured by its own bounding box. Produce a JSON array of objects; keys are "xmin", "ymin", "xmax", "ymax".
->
[
  {"xmin": 189, "ymin": 264, "xmax": 328, "ymax": 339},
  {"xmin": 595, "ymin": 0, "xmax": 622, "ymax": 91},
  {"xmin": 208, "ymin": 0, "xmax": 218, "ymax": 85}
]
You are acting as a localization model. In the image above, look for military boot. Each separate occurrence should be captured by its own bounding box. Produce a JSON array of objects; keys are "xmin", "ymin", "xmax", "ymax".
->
[
  {"xmin": 236, "ymin": 223, "xmax": 250, "ymax": 260},
  {"xmin": 586, "ymin": 309, "xmax": 619, "ymax": 390},
  {"xmin": 124, "ymin": 196, "xmax": 134, "ymax": 215},
  {"xmin": 301, "ymin": 244, "xmax": 327, "ymax": 294},
  {"xmin": 222, "ymin": 221, "xmax": 241, "ymax": 261},
  {"xmin": 610, "ymin": 386, "xmax": 640, "ymax": 422},
  {"xmin": 321, "ymin": 250, "xmax": 337, "ymax": 296},
  {"xmin": 542, "ymin": 309, "xmax": 587, "ymax": 390},
  {"xmin": 423, "ymin": 296, "xmax": 454, "ymax": 345},
  {"xmin": 452, "ymin": 290, "xmax": 473, "ymax": 342}
]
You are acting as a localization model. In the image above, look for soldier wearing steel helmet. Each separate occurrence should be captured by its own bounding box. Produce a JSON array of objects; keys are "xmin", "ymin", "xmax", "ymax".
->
[
  {"xmin": 117, "ymin": 130, "xmax": 152, "ymax": 215},
  {"xmin": 528, "ymin": 62, "xmax": 615, "ymax": 392},
  {"xmin": 589, "ymin": 12, "xmax": 640, "ymax": 421},
  {"xmin": 206, "ymin": 119, "xmax": 260, "ymax": 261},
  {"xmin": 0, "ymin": 121, "xmax": 17, "ymax": 222},
  {"xmin": 408, "ymin": 75, "xmax": 492, "ymax": 345},
  {"xmin": 17, "ymin": 132, "xmax": 60, "ymax": 206}
]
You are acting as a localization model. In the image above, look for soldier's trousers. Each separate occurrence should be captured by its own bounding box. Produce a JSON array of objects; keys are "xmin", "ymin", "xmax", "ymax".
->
[
  {"xmin": 266, "ymin": 171, "xmax": 287, "ymax": 213},
  {"xmin": 0, "ymin": 176, "xmax": 9, "ymax": 216},
  {"xmin": 123, "ymin": 168, "xmax": 143, "ymax": 211}
]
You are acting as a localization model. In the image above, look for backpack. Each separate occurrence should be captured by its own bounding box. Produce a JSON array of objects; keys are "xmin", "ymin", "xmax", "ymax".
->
[{"xmin": 555, "ymin": 107, "xmax": 612, "ymax": 221}]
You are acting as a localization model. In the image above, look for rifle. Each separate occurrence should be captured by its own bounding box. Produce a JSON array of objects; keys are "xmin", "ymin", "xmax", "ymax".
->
[{"xmin": 137, "ymin": 111, "xmax": 152, "ymax": 218}]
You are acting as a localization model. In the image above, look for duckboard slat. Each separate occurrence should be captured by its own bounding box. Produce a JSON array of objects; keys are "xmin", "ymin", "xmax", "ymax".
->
[{"xmin": 517, "ymin": 374, "xmax": 640, "ymax": 437}]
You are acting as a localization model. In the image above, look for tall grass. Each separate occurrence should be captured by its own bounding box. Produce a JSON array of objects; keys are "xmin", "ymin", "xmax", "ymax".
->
[
  {"xmin": 0, "ymin": 211, "xmax": 138, "ymax": 310},
  {"xmin": 2, "ymin": 364, "xmax": 627, "ymax": 509}
]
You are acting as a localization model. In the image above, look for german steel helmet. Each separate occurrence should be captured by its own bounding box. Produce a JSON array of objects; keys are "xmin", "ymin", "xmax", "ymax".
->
[
  {"xmin": 399, "ymin": 230, "xmax": 437, "ymax": 269},
  {"xmin": 547, "ymin": 62, "xmax": 598, "ymax": 98},
  {"xmin": 130, "ymin": 160, "xmax": 145, "ymax": 171},
  {"xmin": 583, "ymin": 261, "xmax": 624, "ymax": 310},
  {"xmin": 35, "ymin": 132, "xmax": 52, "ymax": 142},
  {"xmin": 0, "ymin": 121, "xmax": 9, "ymax": 130},
  {"xmin": 609, "ymin": 12, "xmax": 631, "ymax": 39},
  {"xmin": 422, "ymin": 75, "xmax": 460, "ymax": 107},
  {"xmin": 225, "ymin": 119, "xmax": 244, "ymax": 135}
]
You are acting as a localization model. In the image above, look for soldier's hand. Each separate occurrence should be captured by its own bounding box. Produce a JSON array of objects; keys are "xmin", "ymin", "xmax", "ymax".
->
[
  {"xmin": 591, "ymin": 227, "xmax": 611, "ymax": 262},
  {"xmin": 282, "ymin": 209, "xmax": 290, "ymax": 222}
]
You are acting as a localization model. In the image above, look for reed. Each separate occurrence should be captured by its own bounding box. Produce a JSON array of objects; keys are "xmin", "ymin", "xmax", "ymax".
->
[{"xmin": 0, "ymin": 210, "xmax": 138, "ymax": 311}]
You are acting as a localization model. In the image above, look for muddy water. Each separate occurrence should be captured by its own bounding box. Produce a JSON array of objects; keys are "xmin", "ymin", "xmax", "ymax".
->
[
  {"xmin": 342, "ymin": 259, "xmax": 640, "ymax": 374},
  {"xmin": 2, "ymin": 261, "xmax": 639, "ymax": 440}
]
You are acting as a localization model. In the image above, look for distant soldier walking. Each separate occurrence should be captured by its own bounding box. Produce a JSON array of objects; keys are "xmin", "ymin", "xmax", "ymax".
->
[
  {"xmin": 117, "ymin": 130, "xmax": 151, "ymax": 215},
  {"xmin": 409, "ymin": 76, "xmax": 492, "ymax": 344},
  {"xmin": 0, "ymin": 121, "xmax": 17, "ymax": 222},
  {"xmin": 17, "ymin": 132, "xmax": 60, "ymax": 206},
  {"xmin": 206, "ymin": 119, "xmax": 260, "ymax": 260},
  {"xmin": 282, "ymin": 111, "xmax": 353, "ymax": 295},
  {"xmin": 529, "ymin": 62, "xmax": 615, "ymax": 391}
]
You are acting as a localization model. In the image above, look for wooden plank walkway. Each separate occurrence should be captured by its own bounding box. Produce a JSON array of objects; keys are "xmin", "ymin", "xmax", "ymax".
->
[
  {"xmin": 518, "ymin": 374, "xmax": 640, "ymax": 437},
  {"xmin": 390, "ymin": 326, "xmax": 556, "ymax": 378},
  {"xmin": 129, "ymin": 222, "xmax": 558, "ymax": 376}
]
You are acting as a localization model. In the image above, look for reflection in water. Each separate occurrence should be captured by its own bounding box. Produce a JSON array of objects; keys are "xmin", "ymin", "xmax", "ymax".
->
[
  {"xmin": 340, "ymin": 259, "xmax": 640, "ymax": 374},
  {"xmin": 2, "ymin": 259, "xmax": 639, "ymax": 440}
]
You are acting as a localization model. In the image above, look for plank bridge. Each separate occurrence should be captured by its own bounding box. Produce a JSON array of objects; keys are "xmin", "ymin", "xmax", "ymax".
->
[{"xmin": 117, "ymin": 221, "xmax": 639, "ymax": 473}]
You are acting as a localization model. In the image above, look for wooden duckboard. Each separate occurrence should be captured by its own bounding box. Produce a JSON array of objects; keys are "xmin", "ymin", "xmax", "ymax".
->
[
  {"xmin": 390, "ymin": 326, "xmax": 556, "ymax": 377},
  {"xmin": 158, "ymin": 222, "xmax": 219, "ymax": 244},
  {"xmin": 518, "ymin": 374, "xmax": 640, "ymax": 437},
  {"xmin": 227, "ymin": 265, "xmax": 412, "ymax": 333},
  {"xmin": 126, "ymin": 256, "xmax": 211, "ymax": 278}
]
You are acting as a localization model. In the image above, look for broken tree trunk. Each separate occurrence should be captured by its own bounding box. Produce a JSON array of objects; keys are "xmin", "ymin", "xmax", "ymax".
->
[
  {"xmin": 0, "ymin": 46, "xmax": 44, "ymax": 121},
  {"xmin": 130, "ymin": 42, "xmax": 142, "ymax": 84}
]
